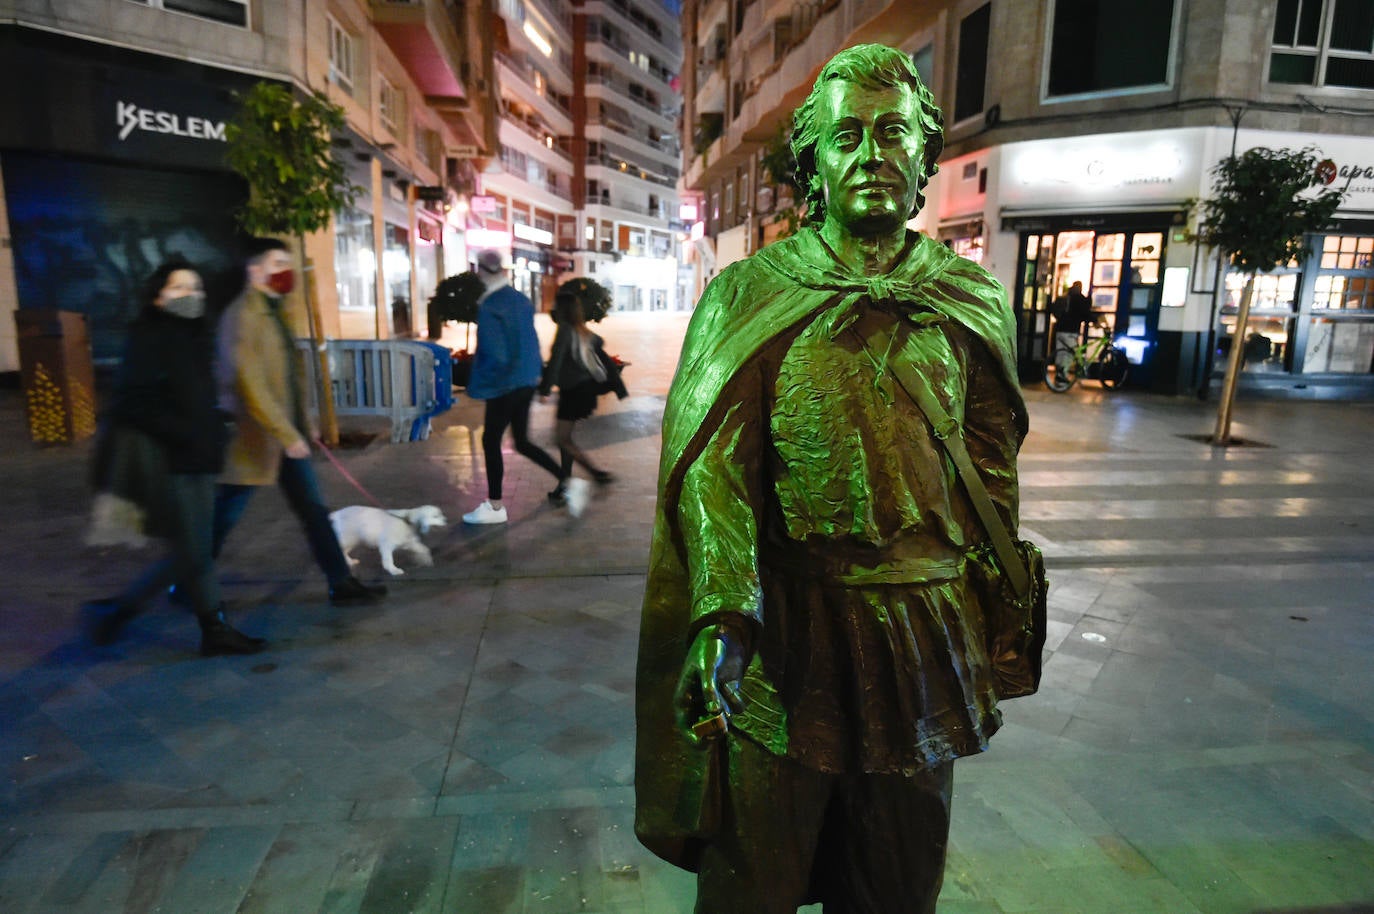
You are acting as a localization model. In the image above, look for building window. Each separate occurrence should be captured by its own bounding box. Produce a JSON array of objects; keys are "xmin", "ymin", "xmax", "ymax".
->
[
  {"xmin": 911, "ymin": 43, "xmax": 935, "ymax": 89},
  {"xmin": 954, "ymin": 4, "xmax": 991, "ymax": 123},
  {"xmin": 1046, "ymin": 0, "xmax": 1175, "ymax": 97},
  {"xmin": 379, "ymin": 77, "xmax": 404, "ymax": 136},
  {"xmin": 415, "ymin": 126, "xmax": 440, "ymax": 172},
  {"xmin": 129, "ymin": 0, "xmax": 248, "ymax": 27},
  {"xmin": 329, "ymin": 16, "xmax": 356, "ymax": 96},
  {"xmin": 1271, "ymin": 0, "xmax": 1374, "ymax": 89}
]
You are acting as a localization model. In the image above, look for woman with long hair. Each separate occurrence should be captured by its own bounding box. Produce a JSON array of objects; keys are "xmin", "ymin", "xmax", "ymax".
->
[
  {"xmin": 84, "ymin": 259, "xmax": 265, "ymax": 656},
  {"xmin": 539, "ymin": 279, "xmax": 623, "ymax": 516}
]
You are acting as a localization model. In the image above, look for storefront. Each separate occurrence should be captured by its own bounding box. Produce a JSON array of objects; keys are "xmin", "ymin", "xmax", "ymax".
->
[
  {"xmin": 1002, "ymin": 212, "xmax": 1185, "ymax": 386},
  {"xmin": 0, "ymin": 26, "xmax": 262, "ymax": 368},
  {"xmin": 941, "ymin": 126, "xmax": 1374, "ymax": 394},
  {"xmin": 976, "ymin": 128, "xmax": 1206, "ymax": 389}
]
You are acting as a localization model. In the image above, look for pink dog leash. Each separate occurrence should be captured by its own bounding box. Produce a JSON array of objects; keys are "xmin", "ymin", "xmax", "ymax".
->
[{"xmin": 316, "ymin": 441, "xmax": 386, "ymax": 509}]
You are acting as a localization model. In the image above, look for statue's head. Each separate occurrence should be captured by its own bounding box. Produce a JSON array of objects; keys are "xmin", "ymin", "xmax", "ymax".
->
[{"xmin": 791, "ymin": 44, "xmax": 944, "ymax": 234}]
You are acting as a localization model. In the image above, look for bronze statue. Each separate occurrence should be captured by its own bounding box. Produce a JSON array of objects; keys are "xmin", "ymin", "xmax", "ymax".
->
[{"xmin": 635, "ymin": 44, "xmax": 1031, "ymax": 913}]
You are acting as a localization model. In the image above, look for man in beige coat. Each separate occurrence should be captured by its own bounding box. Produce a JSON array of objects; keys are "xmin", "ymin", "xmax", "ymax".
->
[{"xmin": 211, "ymin": 237, "xmax": 385, "ymax": 606}]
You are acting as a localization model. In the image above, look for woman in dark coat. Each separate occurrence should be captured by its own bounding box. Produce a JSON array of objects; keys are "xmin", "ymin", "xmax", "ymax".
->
[
  {"xmin": 84, "ymin": 259, "xmax": 265, "ymax": 656},
  {"xmin": 539, "ymin": 281, "xmax": 624, "ymax": 514}
]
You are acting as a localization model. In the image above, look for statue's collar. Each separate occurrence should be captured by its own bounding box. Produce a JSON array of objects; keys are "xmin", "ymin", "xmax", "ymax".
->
[{"xmin": 757, "ymin": 226, "xmax": 957, "ymax": 302}]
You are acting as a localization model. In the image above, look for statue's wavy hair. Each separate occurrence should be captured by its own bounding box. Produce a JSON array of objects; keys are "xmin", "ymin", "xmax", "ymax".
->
[{"xmin": 791, "ymin": 44, "xmax": 944, "ymax": 223}]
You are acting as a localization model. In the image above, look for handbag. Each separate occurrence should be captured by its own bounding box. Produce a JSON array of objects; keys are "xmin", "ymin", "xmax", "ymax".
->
[
  {"xmin": 873, "ymin": 329, "xmax": 1048, "ymax": 701},
  {"xmin": 86, "ymin": 423, "xmax": 173, "ymax": 547}
]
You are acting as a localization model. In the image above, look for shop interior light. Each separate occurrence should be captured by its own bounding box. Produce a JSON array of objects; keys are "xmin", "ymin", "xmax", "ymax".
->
[{"xmin": 523, "ymin": 22, "xmax": 553, "ymax": 57}]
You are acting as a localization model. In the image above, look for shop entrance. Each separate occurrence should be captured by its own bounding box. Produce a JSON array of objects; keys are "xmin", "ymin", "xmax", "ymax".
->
[{"xmin": 1010, "ymin": 217, "xmax": 1172, "ymax": 382}]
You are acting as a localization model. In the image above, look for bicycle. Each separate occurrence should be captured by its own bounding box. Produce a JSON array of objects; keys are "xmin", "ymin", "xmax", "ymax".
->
[{"xmin": 1043, "ymin": 325, "xmax": 1130, "ymax": 392}]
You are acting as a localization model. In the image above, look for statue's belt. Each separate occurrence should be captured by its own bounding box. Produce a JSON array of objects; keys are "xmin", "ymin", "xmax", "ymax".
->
[{"xmin": 760, "ymin": 541, "xmax": 963, "ymax": 586}]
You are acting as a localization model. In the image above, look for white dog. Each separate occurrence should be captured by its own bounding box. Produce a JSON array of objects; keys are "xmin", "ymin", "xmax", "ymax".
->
[{"xmin": 329, "ymin": 505, "xmax": 448, "ymax": 576}]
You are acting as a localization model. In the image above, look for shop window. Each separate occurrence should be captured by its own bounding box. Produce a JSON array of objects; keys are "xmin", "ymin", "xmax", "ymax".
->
[
  {"xmin": 329, "ymin": 16, "xmax": 356, "ymax": 97},
  {"xmin": 384, "ymin": 223, "xmax": 412, "ymax": 310},
  {"xmin": 335, "ymin": 207, "xmax": 376, "ymax": 312},
  {"xmin": 130, "ymin": 0, "xmax": 248, "ymax": 28},
  {"xmin": 1271, "ymin": 0, "xmax": 1374, "ymax": 89},
  {"xmin": 379, "ymin": 77, "xmax": 405, "ymax": 137},
  {"xmin": 954, "ymin": 4, "xmax": 991, "ymax": 123},
  {"xmin": 1046, "ymin": 0, "xmax": 1175, "ymax": 98},
  {"xmin": 1319, "ymin": 233, "xmax": 1374, "ymax": 269}
]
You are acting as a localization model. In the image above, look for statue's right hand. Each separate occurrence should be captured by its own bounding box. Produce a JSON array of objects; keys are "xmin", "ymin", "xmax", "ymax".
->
[{"xmin": 673, "ymin": 624, "xmax": 748, "ymax": 747}]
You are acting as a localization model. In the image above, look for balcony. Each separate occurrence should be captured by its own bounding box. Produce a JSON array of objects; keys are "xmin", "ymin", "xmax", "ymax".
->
[
  {"xmin": 496, "ymin": 51, "xmax": 574, "ymax": 135},
  {"xmin": 593, "ymin": 0, "xmax": 676, "ymax": 57},
  {"xmin": 370, "ymin": 0, "xmax": 468, "ymax": 103}
]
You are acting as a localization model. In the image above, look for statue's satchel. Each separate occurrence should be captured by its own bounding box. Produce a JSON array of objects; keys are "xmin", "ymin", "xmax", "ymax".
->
[{"xmin": 861, "ymin": 326, "xmax": 1048, "ymax": 700}]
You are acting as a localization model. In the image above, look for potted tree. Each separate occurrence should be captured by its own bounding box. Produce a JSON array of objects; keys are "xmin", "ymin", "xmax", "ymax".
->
[
  {"xmin": 224, "ymin": 82, "xmax": 362, "ymax": 445},
  {"xmin": 1190, "ymin": 146, "xmax": 1343, "ymax": 444}
]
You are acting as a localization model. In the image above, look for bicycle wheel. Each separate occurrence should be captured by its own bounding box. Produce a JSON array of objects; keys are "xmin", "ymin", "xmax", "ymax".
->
[
  {"xmin": 1044, "ymin": 353, "xmax": 1079, "ymax": 392},
  {"xmin": 1097, "ymin": 347, "xmax": 1130, "ymax": 389}
]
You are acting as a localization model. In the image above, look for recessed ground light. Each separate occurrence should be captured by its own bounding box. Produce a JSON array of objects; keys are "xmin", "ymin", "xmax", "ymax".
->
[{"xmin": 1081, "ymin": 632, "xmax": 1106, "ymax": 643}]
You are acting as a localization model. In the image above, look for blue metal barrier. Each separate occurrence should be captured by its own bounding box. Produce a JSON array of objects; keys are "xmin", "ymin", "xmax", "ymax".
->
[{"xmin": 296, "ymin": 339, "xmax": 456, "ymax": 442}]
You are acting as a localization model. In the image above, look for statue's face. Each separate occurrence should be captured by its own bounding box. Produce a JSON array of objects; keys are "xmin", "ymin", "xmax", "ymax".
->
[{"xmin": 815, "ymin": 80, "xmax": 925, "ymax": 239}]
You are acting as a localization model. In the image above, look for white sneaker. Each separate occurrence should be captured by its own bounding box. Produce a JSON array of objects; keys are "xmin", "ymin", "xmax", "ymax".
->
[
  {"xmin": 462, "ymin": 501, "xmax": 508, "ymax": 525},
  {"xmin": 565, "ymin": 478, "xmax": 591, "ymax": 518}
]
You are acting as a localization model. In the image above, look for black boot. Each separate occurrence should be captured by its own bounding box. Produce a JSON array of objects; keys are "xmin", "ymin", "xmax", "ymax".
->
[
  {"xmin": 83, "ymin": 599, "xmax": 137, "ymax": 646},
  {"xmin": 199, "ymin": 613, "xmax": 267, "ymax": 657},
  {"xmin": 328, "ymin": 576, "xmax": 387, "ymax": 606}
]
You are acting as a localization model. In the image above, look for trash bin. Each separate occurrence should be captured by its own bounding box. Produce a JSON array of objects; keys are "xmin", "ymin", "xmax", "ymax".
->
[{"xmin": 15, "ymin": 309, "xmax": 97, "ymax": 444}]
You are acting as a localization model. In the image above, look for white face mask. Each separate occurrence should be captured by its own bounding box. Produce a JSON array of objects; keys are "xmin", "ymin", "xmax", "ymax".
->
[{"xmin": 161, "ymin": 293, "xmax": 206, "ymax": 319}]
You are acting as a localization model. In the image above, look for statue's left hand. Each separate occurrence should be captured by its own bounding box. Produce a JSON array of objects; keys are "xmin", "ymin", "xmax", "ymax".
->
[{"xmin": 674, "ymin": 624, "xmax": 748, "ymax": 747}]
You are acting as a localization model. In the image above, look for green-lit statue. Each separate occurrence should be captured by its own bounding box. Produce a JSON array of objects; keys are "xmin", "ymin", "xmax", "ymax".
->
[{"xmin": 635, "ymin": 44, "xmax": 1030, "ymax": 913}]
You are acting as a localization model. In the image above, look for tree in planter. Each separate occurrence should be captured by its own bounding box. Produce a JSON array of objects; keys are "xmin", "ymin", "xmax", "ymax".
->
[
  {"xmin": 224, "ymin": 82, "xmax": 362, "ymax": 445},
  {"xmin": 427, "ymin": 271, "xmax": 487, "ymax": 386},
  {"xmin": 1190, "ymin": 146, "xmax": 1343, "ymax": 444}
]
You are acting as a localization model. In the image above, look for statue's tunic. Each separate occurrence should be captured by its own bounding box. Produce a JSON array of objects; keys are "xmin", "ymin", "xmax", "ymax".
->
[{"xmin": 635, "ymin": 227, "xmax": 1026, "ymax": 869}]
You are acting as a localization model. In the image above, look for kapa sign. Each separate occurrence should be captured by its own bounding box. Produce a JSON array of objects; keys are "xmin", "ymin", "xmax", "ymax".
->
[{"xmin": 116, "ymin": 100, "xmax": 227, "ymax": 143}]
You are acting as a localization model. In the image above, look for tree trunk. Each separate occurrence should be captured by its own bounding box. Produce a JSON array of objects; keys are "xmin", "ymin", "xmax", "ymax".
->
[
  {"xmin": 299, "ymin": 238, "xmax": 339, "ymax": 446},
  {"xmin": 1212, "ymin": 273, "xmax": 1255, "ymax": 445}
]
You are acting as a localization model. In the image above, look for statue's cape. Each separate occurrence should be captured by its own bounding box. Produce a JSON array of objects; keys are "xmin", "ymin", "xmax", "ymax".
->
[{"xmin": 634, "ymin": 227, "xmax": 1025, "ymax": 869}]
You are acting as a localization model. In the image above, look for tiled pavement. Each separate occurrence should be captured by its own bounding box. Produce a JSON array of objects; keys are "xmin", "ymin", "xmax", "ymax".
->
[{"xmin": 1, "ymin": 312, "xmax": 1372, "ymax": 913}]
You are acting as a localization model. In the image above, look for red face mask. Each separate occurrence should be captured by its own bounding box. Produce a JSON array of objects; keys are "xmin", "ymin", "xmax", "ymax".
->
[{"xmin": 266, "ymin": 268, "xmax": 296, "ymax": 296}]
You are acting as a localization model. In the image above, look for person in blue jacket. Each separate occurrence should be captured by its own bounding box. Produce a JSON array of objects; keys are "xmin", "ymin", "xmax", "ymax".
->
[{"xmin": 462, "ymin": 250, "xmax": 565, "ymax": 524}]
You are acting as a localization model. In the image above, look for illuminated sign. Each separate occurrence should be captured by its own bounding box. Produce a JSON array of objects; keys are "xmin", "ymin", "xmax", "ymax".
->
[
  {"xmin": 513, "ymin": 223, "xmax": 554, "ymax": 245},
  {"xmin": 1000, "ymin": 127, "xmax": 1205, "ymax": 208},
  {"xmin": 116, "ymin": 100, "xmax": 225, "ymax": 142},
  {"xmin": 466, "ymin": 228, "xmax": 512, "ymax": 248}
]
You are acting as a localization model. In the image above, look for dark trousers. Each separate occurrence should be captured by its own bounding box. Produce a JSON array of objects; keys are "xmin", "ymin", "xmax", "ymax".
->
[
  {"xmin": 212, "ymin": 456, "xmax": 351, "ymax": 585},
  {"xmin": 696, "ymin": 738, "xmax": 953, "ymax": 914},
  {"xmin": 118, "ymin": 473, "xmax": 220, "ymax": 621},
  {"xmin": 481, "ymin": 387, "xmax": 562, "ymax": 500}
]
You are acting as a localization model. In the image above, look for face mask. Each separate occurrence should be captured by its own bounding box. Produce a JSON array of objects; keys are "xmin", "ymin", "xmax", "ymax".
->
[
  {"xmin": 161, "ymin": 293, "xmax": 206, "ymax": 319},
  {"xmin": 266, "ymin": 268, "xmax": 296, "ymax": 296}
]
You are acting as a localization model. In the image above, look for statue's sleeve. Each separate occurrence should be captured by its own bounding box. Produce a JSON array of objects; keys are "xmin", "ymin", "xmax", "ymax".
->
[
  {"xmin": 957, "ymin": 325, "xmax": 1022, "ymax": 531},
  {"xmin": 676, "ymin": 364, "xmax": 769, "ymax": 639}
]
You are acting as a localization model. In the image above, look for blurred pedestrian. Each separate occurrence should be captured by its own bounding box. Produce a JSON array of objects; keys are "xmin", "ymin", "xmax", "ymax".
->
[
  {"xmin": 212, "ymin": 237, "xmax": 386, "ymax": 605},
  {"xmin": 462, "ymin": 250, "xmax": 565, "ymax": 524},
  {"xmin": 84, "ymin": 258, "xmax": 265, "ymax": 656},
  {"xmin": 539, "ymin": 278, "xmax": 625, "ymax": 516}
]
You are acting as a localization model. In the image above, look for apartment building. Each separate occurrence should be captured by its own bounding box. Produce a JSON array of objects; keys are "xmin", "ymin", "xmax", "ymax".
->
[
  {"xmin": 681, "ymin": 0, "xmax": 1374, "ymax": 396},
  {"xmin": 440, "ymin": 0, "xmax": 684, "ymax": 313},
  {"xmin": 0, "ymin": 0, "xmax": 484, "ymax": 370}
]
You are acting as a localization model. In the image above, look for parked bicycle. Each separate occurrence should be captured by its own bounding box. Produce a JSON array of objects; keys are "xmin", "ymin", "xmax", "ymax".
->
[{"xmin": 1044, "ymin": 325, "xmax": 1130, "ymax": 392}]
